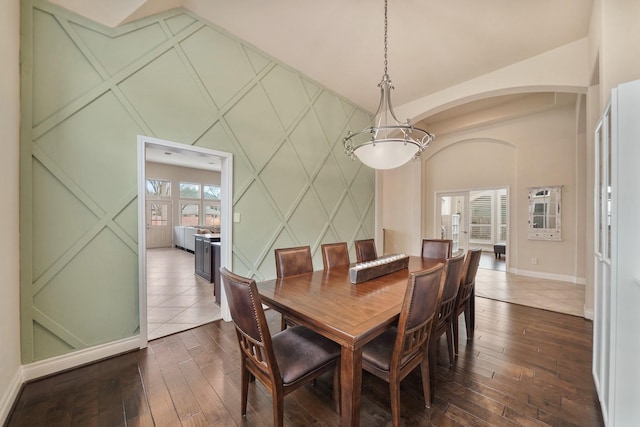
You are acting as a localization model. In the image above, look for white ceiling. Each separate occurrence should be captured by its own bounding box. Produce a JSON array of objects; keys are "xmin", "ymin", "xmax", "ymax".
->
[
  {"xmin": 51, "ymin": 0, "xmax": 594, "ymax": 112},
  {"xmin": 51, "ymin": 0, "xmax": 594, "ymax": 167}
]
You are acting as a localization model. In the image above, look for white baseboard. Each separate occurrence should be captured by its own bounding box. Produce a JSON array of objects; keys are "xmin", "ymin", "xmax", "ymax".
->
[
  {"xmin": 22, "ymin": 335, "xmax": 141, "ymax": 382},
  {"xmin": 0, "ymin": 369, "xmax": 23, "ymax": 425},
  {"xmin": 584, "ymin": 307, "xmax": 594, "ymax": 320},
  {"xmin": 509, "ymin": 267, "xmax": 586, "ymax": 285}
]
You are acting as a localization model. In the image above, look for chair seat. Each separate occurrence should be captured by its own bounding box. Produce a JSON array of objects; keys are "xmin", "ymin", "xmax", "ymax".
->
[
  {"xmin": 272, "ymin": 325, "xmax": 341, "ymax": 386},
  {"xmin": 363, "ymin": 326, "xmax": 420, "ymax": 373}
]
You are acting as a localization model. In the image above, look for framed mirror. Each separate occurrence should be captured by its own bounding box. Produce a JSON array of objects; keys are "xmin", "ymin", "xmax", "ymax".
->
[{"xmin": 528, "ymin": 185, "xmax": 562, "ymax": 241}]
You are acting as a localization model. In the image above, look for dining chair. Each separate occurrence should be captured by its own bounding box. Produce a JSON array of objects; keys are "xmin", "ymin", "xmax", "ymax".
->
[
  {"xmin": 274, "ymin": 246, "xmax": 314, "ymax": 330},
  {"xmin": 354, "ymin": 238, "xmax": 377, "ymax": 263},
  {"xmin": 421, "ymin": 238, "xmax": 453, "ymax": 260},
  {"xmin": 428, "ymin": 252, "xmax": 465, "ymax": 394},
  {"xmin": 321, "ymin": 242, "xmax": 350, "ymax": 269},
  {"xmin": 220, "ymin": 267, "xmax": 341, "ymax": 427},
  {"xmin": 453, "ymin": 248, "xmax": 482, "ymax": 355},
  {"xmin": 361, "ymin": 263, "xmax": 446, "ymax": 426}
]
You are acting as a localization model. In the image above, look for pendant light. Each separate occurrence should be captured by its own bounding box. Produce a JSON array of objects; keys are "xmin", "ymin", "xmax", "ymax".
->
[{"xmin": 343, "ymin": 0, "xmax": 434, "ymax": 170}]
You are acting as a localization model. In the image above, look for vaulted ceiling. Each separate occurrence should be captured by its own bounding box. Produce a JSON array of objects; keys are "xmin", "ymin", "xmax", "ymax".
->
[{"xmin": 49, "ymin": 0, "xmax": 594, "ymax": 129}]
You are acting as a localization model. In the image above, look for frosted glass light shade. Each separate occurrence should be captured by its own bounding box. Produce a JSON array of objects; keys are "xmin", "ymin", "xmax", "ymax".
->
[{"xmin": 353, "ymin": 140, "xmax": 420, "ymax": 170}]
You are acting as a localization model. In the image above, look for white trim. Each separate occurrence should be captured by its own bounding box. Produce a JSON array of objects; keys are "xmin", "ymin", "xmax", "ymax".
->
[
  {"xmin": 0, "ymin": 369, "xmax": 23, "ymax": 424},
  {"xmin": 137, "ymin": 136, "xmax": 234, "ymax": 333},
  {"xmin": 509, "ymin": 267, "xmax": 586, "ymax": 285},
  {"xmin": 22, "ymin": 336, "xmax": 140, "ymax": 382}
]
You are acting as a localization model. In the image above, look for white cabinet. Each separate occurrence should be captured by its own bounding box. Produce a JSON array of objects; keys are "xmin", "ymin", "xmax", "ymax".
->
[{"xmin": 593, "ymin": 79, "xmax": 640, "ymax": 426}]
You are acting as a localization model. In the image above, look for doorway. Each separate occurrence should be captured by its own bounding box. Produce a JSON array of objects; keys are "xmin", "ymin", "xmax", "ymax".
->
[
  {"xmin": 137, "ymin": 136, "xmax": 233, "ymax": 347},
  {"xmin": 436, "ymin": 187, "xmax": 508, "ymax": 271}
]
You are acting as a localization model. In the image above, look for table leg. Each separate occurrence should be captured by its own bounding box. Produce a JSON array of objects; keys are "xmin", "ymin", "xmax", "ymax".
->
[{"xmin": 340, "ymin": 346, "xmax": 362, "ymax": 426}]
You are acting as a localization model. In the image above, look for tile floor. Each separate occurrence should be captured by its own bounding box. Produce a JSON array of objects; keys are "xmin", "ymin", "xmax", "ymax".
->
[
  {"xmin": 475, "ymin": 252, "xmax": 585, "ymax": 317},
  {"xmin": 146, "ymin": 248, "xmax": 221, "ymax": 340}
]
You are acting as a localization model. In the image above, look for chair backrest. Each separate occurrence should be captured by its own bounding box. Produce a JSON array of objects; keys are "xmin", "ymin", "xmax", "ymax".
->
[
  {"xmin": 435, "ymin": 253, "xmax": 466, "ymax": 332},
  {"xmin": 274, "ymin": 246, "xmax": 313, "ymax": 278},
  {"xmin": 421, "ymin": 239, "xmax": 453, "ymax": 260},
  {"xmin": 321, "ymin": 242, "xmax": 350, "ymax": 269},
  {"xmin": 220, "ymin": 267, "xmax": 280, "ymax": 382},
  {"xmin": 354, "ymin": 239, "xmax": 377, "ymax": 263},
  {"xmin": 456, "ymin": 248, "xmax": 482, "ymax": 310},
  {"xmin": 392, "ymin": 264, "xmax": 446, "ymax": 368}
]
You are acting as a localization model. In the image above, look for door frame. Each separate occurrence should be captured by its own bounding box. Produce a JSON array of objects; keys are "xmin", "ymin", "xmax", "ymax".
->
[{"xmin": 137, "ymin": 136, "xmax": 233, "ymax": 348}]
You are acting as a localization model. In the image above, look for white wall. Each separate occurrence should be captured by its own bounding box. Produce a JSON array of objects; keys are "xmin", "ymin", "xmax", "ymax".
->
[
  {"xmin": 0, "ymin": 0, "xmax": 23, "ymax": 422},
  {"xmin": 381, "ymin": 102, "xmax": 585, "ymax": 285}
]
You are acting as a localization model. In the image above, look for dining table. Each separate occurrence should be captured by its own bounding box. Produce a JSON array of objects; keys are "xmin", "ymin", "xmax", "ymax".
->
[{"xmin": 257, "ymin": 255, "xmax": 445, "ymax": 426}]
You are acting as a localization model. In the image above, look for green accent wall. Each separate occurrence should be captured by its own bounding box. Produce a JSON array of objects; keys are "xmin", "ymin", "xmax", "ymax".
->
[{"xmin": 20, "ymin": 1, "xmax": 374, "ymax": 362}]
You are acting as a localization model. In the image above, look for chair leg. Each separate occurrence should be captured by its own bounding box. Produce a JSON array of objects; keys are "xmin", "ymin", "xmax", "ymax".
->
[
  {"xmin": 428, "ymin": 342, "xmax": 437, "ymax": 398},
  {"xmin": 464, "ymin": 305, "xmax": 473, "ymax": 340},
  {"xmin": 280, "ymin": 314, "xmax": 286, "ymax": 331},
  {"xmin": 389, "ymin": 376, "xmax": 402, "ymax": 427},
  {"xmin": 273, "ymin": 392, "xmax": 284, "ymax": 427},
  {"xmin": 420, "ymin": 357, "xmax": 432, "ymax": 408},
  {"xmin": 241, "ymin": 363, "xmax": 250, "ymax": 416},
  {"xmin": 453, "ymin": 314, "xmax": 460, "ymax": 355},
  {"xmin": 445, "ymin": 325, "xmax": 455, "ymax": 366}
]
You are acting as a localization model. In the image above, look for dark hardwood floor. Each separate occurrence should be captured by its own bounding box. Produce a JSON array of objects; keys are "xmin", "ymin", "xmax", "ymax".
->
[{"xmin": 6, "ymin": 297, "xmax": 604, "ymax": 426}]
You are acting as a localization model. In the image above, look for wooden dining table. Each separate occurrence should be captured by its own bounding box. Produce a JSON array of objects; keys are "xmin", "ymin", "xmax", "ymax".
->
[{"xmin": 257, "ymin": 255, "xmax": 444, "ymax": 426}]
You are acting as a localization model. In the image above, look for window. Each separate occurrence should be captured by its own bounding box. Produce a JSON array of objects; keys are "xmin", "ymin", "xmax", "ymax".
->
[
  {"xmin": 146, "ymin": 179, "xmax": 171, "ymax": 198},
  {"xmin": 179, "ymin": 182, "xmax": 200, "ymax": 199},
  {"xmin": 204, "ymin": 203, "xmax": 221, "ymax": 227},
  {"xmin": 180, "ymin": 202, "xmax": 199, "ymax": 226},
  {"xmin": 149, "ymin": 202, "xmax": 169, "ymax": 226},
  {"xmin": 203, "ymin": 184, "xmax": 221, "ymax": 200},
  {"xmin": 470, "ymin": 194, "xmax": 492, "ymax": 242},
  {"xmin": 499, "ymin": 194, "xmax": 508, "ymax": 242}
]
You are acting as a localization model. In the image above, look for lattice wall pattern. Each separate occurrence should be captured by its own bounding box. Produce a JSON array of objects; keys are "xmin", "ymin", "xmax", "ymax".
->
[{"xmin": 21, "ymin": 1, "xmax": 374, "ymax": 362}]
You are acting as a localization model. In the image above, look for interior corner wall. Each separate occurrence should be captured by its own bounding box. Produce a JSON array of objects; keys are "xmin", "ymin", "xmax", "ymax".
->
[
  {"xmin": 0, "ymin": 0, "xmax": 23, "ymax": 421},
  {"xmin": 422, "ymin": 103, "xmax": 583, "ymax": 281},
  {"xmin": 20, "ymin": 0, "xmax": 374, "ymax": 364},
  {"xmin": 600, "ymin": 0, "xmax": 640, "ymax": 101}
]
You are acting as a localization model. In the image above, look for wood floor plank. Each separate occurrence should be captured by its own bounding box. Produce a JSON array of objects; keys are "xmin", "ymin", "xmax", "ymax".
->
[{"xmin": 6, "ymin": 297, "xmax": 604, "ymax": 427}]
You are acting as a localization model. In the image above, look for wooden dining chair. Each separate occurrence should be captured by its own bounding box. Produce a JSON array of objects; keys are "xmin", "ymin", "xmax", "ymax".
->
[
  {"xmin": 275, "ymin": 245, "xmax": 313, "ymax": 278},
  {"xmin": 428, "ymin": 252, "xmax": 465, "ymax": 395},
  {"xmin": 274, "ymin": 246, "xmax": 314, "ymax": 329},
  {"xmin": 453, "ymin": 248, "xmax": 482, "ymax": 355},
  {"xmin": 354, "ymin": 238, "xmax": 377, "ymax": 263},
  {"xmin": 220, "ymin": 267, "xmax": 341, "ymax": 427},
  {"xmin": 361, "ymin": 263, "xmax": 446, "ymax": 426},
  {"xmin": 421, "ymin": 238, "xmax": 453, "ymax": 260},
  {"xmin": 321, "ymin": 242, "xmax": 350, "ymax": 269}
]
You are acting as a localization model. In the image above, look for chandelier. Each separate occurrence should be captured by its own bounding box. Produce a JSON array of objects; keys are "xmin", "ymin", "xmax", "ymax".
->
[{"xmin": 343, "ymin": 0, "xmax": 434, "ymax": 170}]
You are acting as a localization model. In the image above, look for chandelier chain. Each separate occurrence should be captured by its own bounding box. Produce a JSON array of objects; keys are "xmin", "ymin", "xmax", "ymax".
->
[{"xmin": 383, "ymin": 0, "xmax": 388, "ymax": 76}]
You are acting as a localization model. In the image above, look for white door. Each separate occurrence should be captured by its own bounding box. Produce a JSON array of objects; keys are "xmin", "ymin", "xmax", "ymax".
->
[
  {"xmin": 146, "ymin": 200, "xmax": 172, "ymax": 248},
  {"xmin": 436, "ymin": 192, "xmax": 469, "ymax": 255}
]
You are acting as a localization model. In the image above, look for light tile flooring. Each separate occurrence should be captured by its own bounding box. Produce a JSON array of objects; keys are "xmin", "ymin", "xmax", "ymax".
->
[
  {"xmin": 475, "ymin": 252, "xmax": 585, "ymax": 317},
  {"xmin": 146, "ymin": 248, "xmax": 221, "ymax": 340}
]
